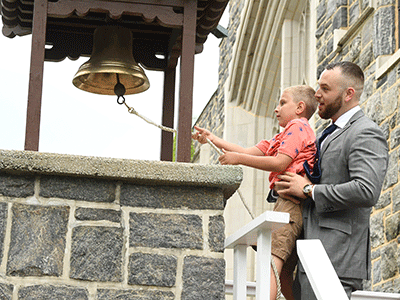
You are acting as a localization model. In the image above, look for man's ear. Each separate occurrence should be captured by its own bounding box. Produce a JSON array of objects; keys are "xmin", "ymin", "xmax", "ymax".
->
[
  {"xmin": 345, "ymin": 87, "xmax": 355, "ymax": 102},
  {"xmin": 296, "ymin": 101, "xmax": 306, "ymax": 115}
]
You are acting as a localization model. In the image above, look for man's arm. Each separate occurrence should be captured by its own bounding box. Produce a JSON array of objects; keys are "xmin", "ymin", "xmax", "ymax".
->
[
  {"xmin": 312, "ymin": 125, "xmax": 388, "ymax": 211},
  {"xmin": 275, "ymin": 125, "xmax": 389, "ymax": 210}
]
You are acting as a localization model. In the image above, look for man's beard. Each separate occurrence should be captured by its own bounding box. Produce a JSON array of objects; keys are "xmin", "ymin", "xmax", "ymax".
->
[{"xmin": 318, "ymin": 94, "xmax": 343, "ymax": 120}]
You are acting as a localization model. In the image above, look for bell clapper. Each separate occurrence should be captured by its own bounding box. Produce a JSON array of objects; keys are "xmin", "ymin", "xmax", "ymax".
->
[{"xmin": 115, "ymin": 74, "xmax": 126, "ymax": 105}]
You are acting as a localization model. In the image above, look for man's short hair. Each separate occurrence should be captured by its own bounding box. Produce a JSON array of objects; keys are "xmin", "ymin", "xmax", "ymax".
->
[{"xmin": 326, "ymin": 61, "xmax": 364, "ymax": 89}]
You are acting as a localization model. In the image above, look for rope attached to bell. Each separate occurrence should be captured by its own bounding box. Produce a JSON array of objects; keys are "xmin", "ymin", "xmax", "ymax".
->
[
  {"xmin": 205, "ymin": 137, "xmax": 283, "ymax": 300},
  {"xmin": 114, "ymin": 74, "xmax": 176, "ymax": 134}
]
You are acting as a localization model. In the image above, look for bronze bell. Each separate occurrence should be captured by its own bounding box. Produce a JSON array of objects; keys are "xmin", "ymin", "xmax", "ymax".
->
[{"xmin": 72, "ymin": 26, "xmax": 150, "ymax": 95}]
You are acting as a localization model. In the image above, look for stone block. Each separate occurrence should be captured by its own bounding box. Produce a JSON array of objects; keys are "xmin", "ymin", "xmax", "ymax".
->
[
  {"xmin": 385, "ymin": 213, "xmax": 400, "ymax": 241},
  {"xmin": 393, "ymin": 183, "xmax": 400, "ymax": 213},
  {"xmin": 129, "ymin": 213, "xmax": 203, "ymax": 249},
  {"xmin": 70, "ymin": 226, "xmax": 123, "ymax": 282},
  {"xmin": 181, "ymin": 256, "xmax": 225, "ymax": 300},
  {"xmin": 374, "ymin": 190, "xmax": 391, "ymax": 209},
  {"xmin": 379, "ymin": 122, "xmax": 390, "ymax": 142},
  {"xmin": 0, "ymin": 283, "xmax": 13, "ymax": 300},
  {"xmin": 359, "ymin": 43, "xmax": 373, "ymax": 70},
  {"xmin": 372, "ymin": 248, "xmax": 381, "ymax": 260},
  {"xmin": 390, "ymin": 127, "xmax": 400, "ymax": 150},
  {"xmin": 390, "ymin": 113, "xmax": 397, "ymax": 129},
  {"xmin": 372, "ymin": 258, "xmax": 382, "ymax": 284},
  {"xmin": 349, "ymin": 1, "xmax": 360, "ymax": 26},
  {"xmin": 349, "ymin": 35, "xmax": 361, "ymax": 61},
  {"xmin": 332, "ymin": 7, "xmax": 347, "ymax": 30},
  {"xmin": 381, "ymin": 242, "xmax": 397, "ymax": 280},
  {"xmin": 370, "ymin": 211, "xmax": 385, "ymax": 248},
  {"xmin": 327, "ymin": 0, "xmax": 337, "ymax": 19},
  {"xmin": 383, "ymin": 86, "xmax": 398, "ymax": 118},
  {"xmin": 120, "ymin": 184, "xmax": 225, "ymax": 210},
  {"xmin": 373, "ymin": 6, "xmax": 396, "ymax": 57},
  {"xmin": 318, "ymin": 44, "xmax": 326, "ymax": 63},
  {"xmin": 0, "ymin": 173, "xmax": 34, "ymax": 198},
  {"xmin": 361, "ymin": 17, "xmax": 373, "ymax": 48},
  {"xmin": 376, "ymin": 74, "xmax": 387, "ymax": 90},
  {"xmin": 7, "ymin": 203, "xmax": 69, "ymax": 277},
  {"xmin": 316, "ymin": 1, "xmax": 326, "ymax": 25},
  {"xmin": 97, "ymin": 289, "xmax": 175, "ymax": 300},
  {"xmin": 208, "ymin": 215, "xmax": 225, "ymax": 252},
  {"xmin": 382, "ymin": 151, "xmax": 398, "ymax": 189},
  {"xmin": 0, "ymin": 202, "xmax": 7, "ymax": 263},
  {"xmin": 18, "ymin": 285, "xmax": 88, "ymax": 300},
  {"xmin": 128, "ymin": 253, "xmax": 177, "ymax": 287},
  {"xmin": 40, "ymin": 175, "xmax": 115, "ymax": 203},
  {"xmin": 75, "ymin": 207, "xmax": 121, "ymax": 223}
]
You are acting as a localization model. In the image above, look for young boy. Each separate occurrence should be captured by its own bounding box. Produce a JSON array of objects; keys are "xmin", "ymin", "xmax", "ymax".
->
[{"xmin": 192, "ymin": 85, "xmax": 318, "ymax": 300}]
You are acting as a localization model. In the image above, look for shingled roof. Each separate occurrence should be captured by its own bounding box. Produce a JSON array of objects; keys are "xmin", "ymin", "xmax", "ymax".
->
[{"xmin": 1, "ymin": 0, "xmax": 228, "ymax": 70}]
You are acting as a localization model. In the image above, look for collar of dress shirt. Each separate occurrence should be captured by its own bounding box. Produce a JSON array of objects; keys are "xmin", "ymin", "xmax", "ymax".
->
[{"xmin": 333, "ymin": 105, "xmax": 361, "ymax": 129}]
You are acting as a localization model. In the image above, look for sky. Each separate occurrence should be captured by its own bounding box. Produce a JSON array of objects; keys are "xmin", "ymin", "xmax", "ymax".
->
[{"xmin": 0, "ymin": 12, "xmax": 228, "ymax": 161}]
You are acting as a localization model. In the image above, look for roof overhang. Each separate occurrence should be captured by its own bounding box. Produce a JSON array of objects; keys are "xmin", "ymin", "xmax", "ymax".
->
[{"xmin": 1, "ymin": 0, "xmax": 229, "ymax": 70}]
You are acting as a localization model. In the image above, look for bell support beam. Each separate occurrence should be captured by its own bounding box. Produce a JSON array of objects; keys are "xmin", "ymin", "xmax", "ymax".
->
[
  {"xmin": 25, "ymin": 0, "xmax": 48, "ymax": 151},
  {"xmin": 160, "ymin": 67, "xmax": 176, "ymax": 161},
  {"xmin": 176, "ymin": 0, "xmax": 197, "ymax": 162},
  {"xmin": 47, "ymin": 0, "xmax": 183, "ymax": 28}
]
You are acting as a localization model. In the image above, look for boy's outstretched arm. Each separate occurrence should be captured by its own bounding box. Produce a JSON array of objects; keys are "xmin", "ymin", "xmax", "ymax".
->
[
  {"xmin": 219, "ymin": 150, "xmax": 293, "ymax": 173},
  {"xmin": 192, "ymin": 126, "xmax": 262, "ymax": 155}
]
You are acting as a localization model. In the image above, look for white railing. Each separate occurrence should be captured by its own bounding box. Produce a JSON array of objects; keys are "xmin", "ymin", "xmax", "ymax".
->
[
  {"xmin": 224, "ymin": 211, "xmax": 290, "ymax": 300},
  {"xmin": 297, "ymin": 239, "xmax": 400, "ymax": 300},
  {"xmin": 225, "ymin": 215, "xmax": 400, "ymax": 300}
]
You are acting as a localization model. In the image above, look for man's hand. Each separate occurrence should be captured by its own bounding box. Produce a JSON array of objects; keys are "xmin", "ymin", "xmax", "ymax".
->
[{"xmin": 274, "ymin": 172, "xmax": 312, "ymax": 204}]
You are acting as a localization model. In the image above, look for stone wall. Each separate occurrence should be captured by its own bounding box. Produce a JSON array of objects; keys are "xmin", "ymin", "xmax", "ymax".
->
[
  {"xmin": 0, "ymin": 150, "xmax": 242, "ymax": 299},
  {"xmin": 315, "ymin": 0, "xmax": 399, "ymax": 293}
]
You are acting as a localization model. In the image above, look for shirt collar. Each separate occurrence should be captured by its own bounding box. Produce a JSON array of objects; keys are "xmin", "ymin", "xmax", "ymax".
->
[{"xmin": 333, "ymin": 106, "xmax": 361, "ymax": 129}]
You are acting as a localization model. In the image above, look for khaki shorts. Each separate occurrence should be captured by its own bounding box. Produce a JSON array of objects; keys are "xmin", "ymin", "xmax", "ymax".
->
[{"xmin": 271, "ymin": 196, "xmax": 303, "ymax": 269}]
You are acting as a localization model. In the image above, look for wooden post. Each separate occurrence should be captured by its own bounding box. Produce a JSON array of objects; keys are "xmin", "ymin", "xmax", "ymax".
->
[
  {"xmin": 176, "ymin": 0, "xmax": 196, "ymax": 162},
  {"xmin": 160, "ymin": 67, "xmax": 176, "ymax": 161},
  {"xmin": 24, "ymin": 0, "xmax": 48, "ymax": 151}
]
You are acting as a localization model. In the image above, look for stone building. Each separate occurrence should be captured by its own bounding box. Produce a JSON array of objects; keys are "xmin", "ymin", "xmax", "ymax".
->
[{"xmin": 193, "ymin": 0, "xmax": 400, "ymax": 295}]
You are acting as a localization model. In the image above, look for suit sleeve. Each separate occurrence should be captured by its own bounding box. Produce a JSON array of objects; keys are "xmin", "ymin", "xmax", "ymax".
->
[{"xmin": 314, "ymin": 124, "xmax": 389, "ymax": 213}]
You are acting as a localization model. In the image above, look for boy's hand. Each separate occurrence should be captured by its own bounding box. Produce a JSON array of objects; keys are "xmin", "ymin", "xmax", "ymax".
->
[
  {"xmin": 192, "ymin": 126, "xmax": 213, "ymax": 144},
  {"xmin": 219, "ymin": 149, "xmax": 241, "ymax": 165}
]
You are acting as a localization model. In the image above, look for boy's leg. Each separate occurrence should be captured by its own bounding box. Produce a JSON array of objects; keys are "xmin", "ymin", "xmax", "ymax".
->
[
  {"xmin": 271, "ymin": 196, "xmax": 303, "ymax": 299},
  {"xmin": 279, "ymin": 250, "xmax": 298, "ymax": 300}
]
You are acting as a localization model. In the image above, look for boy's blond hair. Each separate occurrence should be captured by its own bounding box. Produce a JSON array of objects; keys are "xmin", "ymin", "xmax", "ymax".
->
[{"xmin": 285, "ymin": 85, "xmax": 317, "ymax": 120}]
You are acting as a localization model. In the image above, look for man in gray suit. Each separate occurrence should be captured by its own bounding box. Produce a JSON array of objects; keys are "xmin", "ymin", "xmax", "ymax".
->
[{"xmin": 275, "ymin": 61, "xmax": 389, "ymax": 299}]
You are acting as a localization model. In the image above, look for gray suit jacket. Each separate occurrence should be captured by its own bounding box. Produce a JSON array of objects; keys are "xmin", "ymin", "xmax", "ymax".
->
[{"xmin": 300, "ymin": 110, "xmax": 389, "ymax": 280}]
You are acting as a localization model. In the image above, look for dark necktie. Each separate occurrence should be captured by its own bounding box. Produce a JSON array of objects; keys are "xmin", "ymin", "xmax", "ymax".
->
[
  {"xmin": 304, "ymin": 124, "xmax": 338, "ymax": 183},
  {"xmin": 318, "ymin": 123, "xmax": 338, "ymax": 146}
]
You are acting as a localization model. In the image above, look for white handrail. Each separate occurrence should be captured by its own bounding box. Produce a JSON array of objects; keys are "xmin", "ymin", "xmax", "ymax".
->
[
  {"xmin": 351, "ymin": 291, "xmax": 400, "ymax": 299},
  {"xmin": 297, "ymin": 239, "xmax": 400, "ymax": 300},
  {"xmin": 225, "ymin": 211, "xmax": 289, "ymax": 300}
]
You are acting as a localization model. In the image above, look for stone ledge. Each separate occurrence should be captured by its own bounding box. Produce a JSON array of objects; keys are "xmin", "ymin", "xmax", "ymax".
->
[{"xmin": 0, "ymin": 149, "xmax": 242, "ymax": 199}]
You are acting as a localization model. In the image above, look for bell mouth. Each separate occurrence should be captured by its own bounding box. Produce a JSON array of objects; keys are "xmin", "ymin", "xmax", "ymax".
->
[
  {"xmin": 72, "ymin": 25, "xmax": 150, "ymax": 96},
  {"xmin": 73, "ymin": 62, "xmax": 150, "ymax": 95}
]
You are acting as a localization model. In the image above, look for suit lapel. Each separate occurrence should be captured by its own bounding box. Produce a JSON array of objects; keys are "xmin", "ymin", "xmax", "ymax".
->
[{"xmin": 320, "ymin": 110, "xmax": 365, "ymax": 155}]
